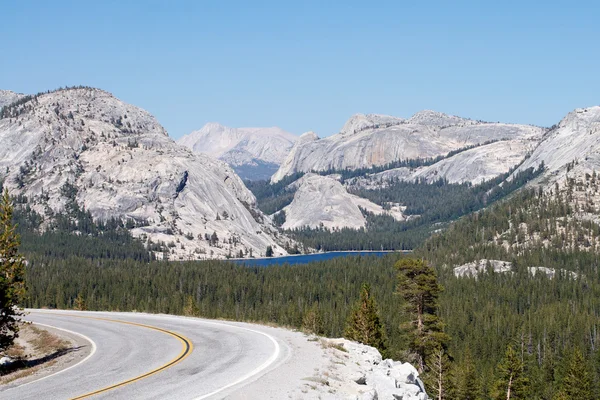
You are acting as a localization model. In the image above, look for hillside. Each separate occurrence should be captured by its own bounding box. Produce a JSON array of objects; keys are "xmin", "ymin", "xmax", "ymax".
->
[
  {"xmin": 272, "ymin": 111, "xmax": 543, "ymax": 183},
  {"xmin": 280, "ymin": 173, "xmax": 405, "ymax": 230},
  {"xmin": 178, "ymin": 123, "xmax": 297, "ymax": 180},
  {"xmin": 0, "ymin": 90, "xmax": 25, "ymax": 108},
  {"xmin": 0, "ymin": 87, "xmax": 292, "ymax": 260}
]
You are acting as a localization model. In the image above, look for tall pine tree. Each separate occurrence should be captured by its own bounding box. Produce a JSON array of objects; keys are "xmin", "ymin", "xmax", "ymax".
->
[
  {"xmin": 493, "ymin": 344, "xmax": 529, "ymax": 400},
  {"xmin": 555, "ymin": 348, "xmax": 593, "ymax": 400},
  {"xmin": 344, "ymin": 283, "xmax": 387, "ymax": 354},
  {"xmin": 395, "ymin": 258, "xmax": 449, "ymax": 372},
  {"xmin": 0, "ymin": 189, "xmax": 27, "ymax": 353}
]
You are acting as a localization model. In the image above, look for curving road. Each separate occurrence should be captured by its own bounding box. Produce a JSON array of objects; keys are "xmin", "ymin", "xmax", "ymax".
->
[{"xmin": 0, "ymin": 310, "xmax": 289, "ymax": 400}]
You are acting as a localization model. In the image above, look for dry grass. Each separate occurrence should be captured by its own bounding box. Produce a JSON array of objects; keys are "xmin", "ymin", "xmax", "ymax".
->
[
  {"xmin": 28, "ymin": 326, "xmax": 70, "ymax": 354},
  {"xmin": 319, "ymin": 339, "xmax": 348, "ymax": 353},
  {"xmin": 0, "ymin": 324, "xmax": 72, "ymax": 384}
]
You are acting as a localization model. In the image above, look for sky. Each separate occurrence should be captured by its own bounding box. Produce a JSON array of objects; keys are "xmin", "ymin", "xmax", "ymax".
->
[{"xmin": 1, "ymin": 1, "xmax": 599, "ymax": 139}]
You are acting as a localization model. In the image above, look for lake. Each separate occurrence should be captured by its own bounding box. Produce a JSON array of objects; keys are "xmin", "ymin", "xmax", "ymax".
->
[{"xmin": 231, "ymin": 250, "xmax": 407, "ymax": 267}]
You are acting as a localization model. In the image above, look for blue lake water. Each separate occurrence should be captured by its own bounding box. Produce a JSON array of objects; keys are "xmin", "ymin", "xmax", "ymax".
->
[{"xmin": 231, "ymin": 251, "xmax": 407, "ymax": 267}]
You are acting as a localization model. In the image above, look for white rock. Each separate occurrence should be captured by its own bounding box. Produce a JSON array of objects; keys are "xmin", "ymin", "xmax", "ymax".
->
[
  {"xmin": 352, "ymin": 139, "xmax": 538, "ymax": 187},
  {"xmin": 360, "ymin": 389, "xmax": 378, "ymax": 400},
  {"xmin": 340, "ymin": 113, "xmax": 405, "ymax": 136},
  {"xmin": 178, "ymin": 123, "xmax": 297, "ymax": 179},
  {"xmin": 318, "ymin": 338, "xmax": 427, "ymax": 400},
  {"xmin": 0, "ymin": 90, "xmax": 25, "ymax": 108},
  {"xmin": 281, "ymin": 174, "xmax": 405, "ymax": 230},
  {"xmin": 0, "ymin": 356, "xmax": 13, "ymax": 366},
  {"xmin": 0, "ymin": 87, "xmax": 292, "ymax": 260},
  {"xmin": 515, "ymin": 106, "xmax": 600, "ymax": 180},
  {"xmin": 454, "ymin": 260, "xmax": 579, "ymax": 279},
  {"xmin": 272, "ymin": 110, "xmax": 543, "ymax": 183},
  {"xmin": 454, "ymin": 259, "xmax": 513, "ymax": 277}
]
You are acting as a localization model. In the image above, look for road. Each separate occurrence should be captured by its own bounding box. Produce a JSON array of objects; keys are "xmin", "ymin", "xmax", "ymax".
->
[{"xmin": 0, "ymin": 310, "xmax": 287, "ymax": 400}]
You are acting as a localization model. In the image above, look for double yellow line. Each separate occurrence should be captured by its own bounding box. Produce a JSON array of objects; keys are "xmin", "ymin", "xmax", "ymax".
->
[{"xmin": 40, "ymin": 313, "xmax": 193, "ymax": 399}]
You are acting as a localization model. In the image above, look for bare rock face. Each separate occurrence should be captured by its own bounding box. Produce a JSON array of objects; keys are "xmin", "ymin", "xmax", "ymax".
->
[
  {"xmin": 351, "ymin": 138, "xmax": 538, "ymax": 187},
  {"xmin": 0, "ymin": 90, "xmax": 25, "ymax": 108},
  {"xmin": 453, "ymin": 260, "xmax": 579, "ymax": 279},
  {"xmin": 305, "ymin": 338, "xmax": 428, "ymax": 400},
  {"xmin": 178, "ymin": 123, "xmax": 297, "ymax": 180},
  {"xmin": 515, "ymin": 106, "xmax": 600, "ymax": 185},
  {"xmin": 272, "ymin": 110, "xmax": 543, "ymax": 183},
  {"xmin": 340, "ymin": 113, "xmax": 405, "ymax": 136},
  {"xmin": 0, "ymin": 87, "xmax": 292, "ymax": 260},
  {"xmin": 281, "ymin": 174, "xmax": 405, "ymax": 230}
]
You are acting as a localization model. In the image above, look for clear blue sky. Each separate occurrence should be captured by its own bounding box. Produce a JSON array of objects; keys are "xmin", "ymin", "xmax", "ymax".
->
[{"xmin": 1, "ymin": 1, "xmax": 598, "ymax": 138}]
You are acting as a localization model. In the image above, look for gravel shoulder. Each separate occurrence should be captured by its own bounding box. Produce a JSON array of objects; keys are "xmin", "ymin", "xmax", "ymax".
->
[{"xmin": 0, "ymin": 321, "xmax": 93, "ymax": 388}]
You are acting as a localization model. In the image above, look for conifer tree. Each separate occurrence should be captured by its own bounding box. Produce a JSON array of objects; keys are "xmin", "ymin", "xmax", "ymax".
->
[
  {"xmin": 344, "ymin": 283, "xmax": 387, "ymax": 354},
  {"xmin": 425, "ymin": 345, "xmax": 454, "ymax": 400},
  {"xmin": 0, "ymin": 189, "xmax": 26, "ymax": 353},
  {"xmin": 395, "ymin": 258, "xmax": 448, "ymax": 372},
  {"xmin": 183, "ymin": 295, "xmax": 199, "ymax": 316},
  {"xmin": 555, "ymin": 348, "xmax": 593, "ymax": 400},
  {"xmin": 301, "ymin": 302, "xmax": 323, "ymax": 335},
  {"xmin": 454, "ymin": 348, "xmax": 479, "ymax": 400},
  {"xmin": 74, "ymin": 292, "xmax": 86, "ymax": 311},
  {"xmin": 493, "ymin": 344, "xmax": 529, "ymax": 400}
]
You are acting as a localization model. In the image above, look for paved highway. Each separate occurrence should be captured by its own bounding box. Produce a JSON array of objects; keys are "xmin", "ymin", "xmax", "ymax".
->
[{"xmin": 1, "ymin": 310, "xmax": 286, "ymax": 400}]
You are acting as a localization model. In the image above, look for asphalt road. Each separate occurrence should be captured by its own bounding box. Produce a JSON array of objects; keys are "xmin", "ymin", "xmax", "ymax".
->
[{"xmin": 1, "ymin": 310, "xmax": 284, "ymax": 400}]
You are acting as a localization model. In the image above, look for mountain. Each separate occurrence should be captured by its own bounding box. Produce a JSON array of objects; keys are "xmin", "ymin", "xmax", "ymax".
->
[
  {"xmin": 514, "ymin": 106, "xmax": 600, "ymax": 187},
  {"xmin": 0, "ymin": 90, "xmax": 25, "ymax": 108},
  {"xmin": 351, "ymin": 138, "xmax": 538, "ymax": 187},
  {"xmin": 280, "ymin": 174, "xmax": 405, "ymax": 230},
  {"xmin": 271, "ymin": 111, "xmax": 543, "ymax": 183},
  {"xmin": 0, "ymin": 87, "xmax": 292, "ymax": 260},
  {"xmin": 178, "ymin": 123, "xmax": 297, "ymax": 181}
]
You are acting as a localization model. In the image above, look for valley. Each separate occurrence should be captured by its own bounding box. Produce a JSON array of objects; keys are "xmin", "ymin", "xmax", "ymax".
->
[{"xmin": 2, "ymin": 86, "xmax": 600, "ymax": 399}]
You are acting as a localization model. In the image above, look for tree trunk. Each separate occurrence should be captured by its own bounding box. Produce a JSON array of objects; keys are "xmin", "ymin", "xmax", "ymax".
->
[{"xmin": 506, "ymin": 374, "xmax": 513, "ymax": 400}]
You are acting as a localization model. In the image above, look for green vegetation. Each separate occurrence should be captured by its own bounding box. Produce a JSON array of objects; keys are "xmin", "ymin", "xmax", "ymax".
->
[
  {"xmin": 344, "ymin": 284, "xmax": 387, "ymax": 354},
  {"xmin": 395, "ymin": 258, "xmax": 448, "ymax": 373},
  {"xmin": 10, "ymin": 163, "xmax": 600, "ymax": 398},
  {"xmin": 287, "ymin": 165, "xmax": 544, "ymax": 251},
  {"xmin": 0, "ymin": 190, "xmax": 26, "ymax": 353}
]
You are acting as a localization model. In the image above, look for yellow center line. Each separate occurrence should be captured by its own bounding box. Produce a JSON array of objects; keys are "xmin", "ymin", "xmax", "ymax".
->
[{"xmin": 36, "ymin": 312, "xmax": 193, "ymax": 399}]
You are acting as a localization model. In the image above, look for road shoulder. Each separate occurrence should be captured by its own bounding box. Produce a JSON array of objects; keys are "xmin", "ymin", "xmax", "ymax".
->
[{"xmin": 0, "ymin": 321, "xmax": 94, "ymax": 389}]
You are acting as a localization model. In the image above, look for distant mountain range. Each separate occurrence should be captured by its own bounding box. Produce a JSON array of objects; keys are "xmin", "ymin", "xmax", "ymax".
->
[
  {"xmin": 178, "ymin": 123, "xmax": 297, "ymax": 180},
  {"xmin": 3, "ymin": 85, "xmax": 599, "ymax": 255}
]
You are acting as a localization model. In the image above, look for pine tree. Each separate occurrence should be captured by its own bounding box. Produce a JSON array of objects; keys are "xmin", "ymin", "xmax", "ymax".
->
[
  {"xmin": 344, "ymin": 283, "xmax": 387, "ymax": 354},
  {"xmin": 555, "ymin": 348, "xmax": 593, "ymax": 400},
  {"xmin": 425, "ymin": 345, "xmax": 454, "ymax": 400},
  {"xmin": 454, "ymin": 348, "xmax": 479, "ymax": 400},
  {"xmin": 265, "ymin": 245, "xmax": 273, "ymax": 257},
  {"xmin": 183, "ymin": 295, "xmax": 199, "ymax": 316},
  {"xmin": 493, "ymin": 344, "xmax": 529, "ymax": 400},
  {"xmin": 74, "ymin": 292, "xmax": 86, "ymax": 310},
  {"xmin": 395, "ymin": 258, "xmax": 449, "ymax": 372},
  {"xmin": 0, "ymin": 189, "xmax": 27, "ymax": 353},
  {"xmin": 301, "ymin": 302, "xmax": 323, "ymax": 335}
]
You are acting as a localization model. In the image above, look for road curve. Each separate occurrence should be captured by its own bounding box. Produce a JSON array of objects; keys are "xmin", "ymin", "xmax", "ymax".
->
[{"xmin": 1, "ymin": 310, "xmax": 286, "ymax": 400}]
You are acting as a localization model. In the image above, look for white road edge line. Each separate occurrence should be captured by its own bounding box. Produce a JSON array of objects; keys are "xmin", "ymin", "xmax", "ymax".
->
[
  {"xmin": 191, "ymin": 320, "xmax": 281, "ymax": 400},
  {"xmin": 5, "ymin": 321, "xmax": 97, "ymax": 389}
]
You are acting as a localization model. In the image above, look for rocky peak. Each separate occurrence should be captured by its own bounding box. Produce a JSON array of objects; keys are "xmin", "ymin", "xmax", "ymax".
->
[
  {"xmin": 339, "ymin": 113, "xmax": 405, "ymax": 136},
  {"xmin": 0, "ymin": 89, "xmax": 26, "ymax": 109},
  {"xmin": 296, "ymin": 130, "xmax": 319, "ymax": 143},
  {"xmin": 408, "ymin": 109, "xmax": 475, "ymax": 127},
  {"xmin": 178, "ymin": 123, "xmax": 297, "ymax": 180}
]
